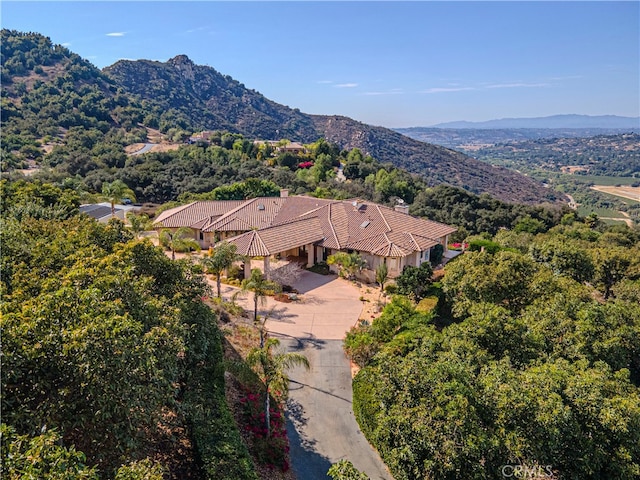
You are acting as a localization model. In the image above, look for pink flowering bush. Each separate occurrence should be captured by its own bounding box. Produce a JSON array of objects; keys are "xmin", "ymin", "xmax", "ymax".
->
[
  {"xmin": 298, "ymin": 161, "xmax": 314, "ymax": 169},
  {"xmin": 448, "ymin": 242, "xmax": 469, "ymax": 251},
  {"xmin": 239, "ymin": 386, "xmax": 290, "ymax": 471}
]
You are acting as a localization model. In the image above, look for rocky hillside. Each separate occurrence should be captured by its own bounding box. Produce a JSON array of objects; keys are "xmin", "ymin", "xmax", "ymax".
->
[
  {"xmin": 104, "ymin": 55, "xmax": 319, "ymax": 141},
  {"xmin": 105, "ymin": 55, "xmax": 559, "ymax": 203},
  {"xmin": 310, "ymin": 115, "xmax": 558, "ymax": 204}
]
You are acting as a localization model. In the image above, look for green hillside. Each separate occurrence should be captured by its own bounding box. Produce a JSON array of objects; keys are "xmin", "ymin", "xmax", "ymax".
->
[{"xmin": 1, "ymin": 29, "xmax": 559, "ymax": 205}]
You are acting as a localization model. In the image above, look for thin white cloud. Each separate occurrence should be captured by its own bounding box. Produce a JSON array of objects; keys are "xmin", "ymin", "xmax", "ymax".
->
[
  {"xmin": 317, "ymin": 80, "xmax": 333, "ymax": 84},
  {"xmin": 106, "ymin": 32, "xmax": 126, "ymax": 37},
  {"xmin": 335, "ymin": 83, "xmax": 358, "ymax": 88},
  {"xmin": 422, "ymin": 87, "xmax": 475, "ymax": 94},
  {"xmin": 61, "ymin": 42, "xmax": 72, "ymax": 47},
  {"xmin": 185, "ymin": 27, "xmax": 206, "ymax": 34},
  {"xmin": 485, "ymin": 82, "xmax": 549, "ymax": 89},
  {"xmin": 548, "ymin": 75, "xmax": 582, "ymax": 81},
  {"xmin": 362, "ymin": 89, "xmax": 404, "ymax": 96},
  {"xmin": 421, "ymin": 81, "xmax": 549, "ymax": 94}
]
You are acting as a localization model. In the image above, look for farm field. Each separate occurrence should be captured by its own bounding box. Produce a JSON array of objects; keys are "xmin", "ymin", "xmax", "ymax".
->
[
  {"xmin": 576, "ymin": 205, "xmax": 627, "ymax": 218},
  {"xmin": 591, "ymin": 185, "xmax": 640, "ymax": 203},
  {"xmin": 569, "ymin": 174, "xmax": 638, "ymax": 186}
]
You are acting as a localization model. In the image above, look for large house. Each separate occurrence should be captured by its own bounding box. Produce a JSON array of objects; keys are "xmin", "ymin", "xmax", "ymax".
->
[{"xmin": 153, "ymin": 193, "xmax": 456, "ymax": 282}]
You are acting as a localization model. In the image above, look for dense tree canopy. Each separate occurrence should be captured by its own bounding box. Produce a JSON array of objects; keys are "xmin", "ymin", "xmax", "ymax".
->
[
  {"xmin": 1, "ymin": 182, "xmax": 255, "ymax": 479},
  {"xmin": 350, "ymin": 220, "xmax": 640, "ymax": 480}
]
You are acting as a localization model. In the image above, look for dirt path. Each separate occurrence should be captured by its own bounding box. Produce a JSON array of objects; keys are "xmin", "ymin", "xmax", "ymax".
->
[{"xmin": 599, "ymin": 211, "xmax": 634, "ymax": 227}]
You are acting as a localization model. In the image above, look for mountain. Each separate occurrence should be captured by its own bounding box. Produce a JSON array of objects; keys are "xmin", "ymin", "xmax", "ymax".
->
[
  {"xmin": 430, "ymin": 114, "xmax": 640, "ymax": 130},
  {"xmin": 104, "ymin": 55, "xmax": 557, "ymax": 204},
  {"xmin": 104, "ymin": 54, "xmax": 319, "ymax": 140},
  {"xmin": 2, "ymin": 30, "xmax": 558, "ymax": 204}
]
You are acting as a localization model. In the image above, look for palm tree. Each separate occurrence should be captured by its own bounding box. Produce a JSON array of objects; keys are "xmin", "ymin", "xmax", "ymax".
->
[
  {"xmin": 126, "ymin": 212, "xmax": 151, "ymax": 239},
  {"xmin": 241, "ymin": 268, "xmax": 278, "ymax": 346},
  {"xmin": 200, "ymin": 241, "xmax": 239, "ymax": 298},
  {"xmin": 159, "ymin": 227, "xmax": 200, "ymax": 260},
  {"xmin": 246, "ymin": 338, "xmax": 310, "ymax": 437},
  {"xmin": 101, "ymin": 180, "xmax": 136, "ymax": 218},
  {"xmin": 327, "ymin": 251, "xmax": 367, "ymax": 280}
]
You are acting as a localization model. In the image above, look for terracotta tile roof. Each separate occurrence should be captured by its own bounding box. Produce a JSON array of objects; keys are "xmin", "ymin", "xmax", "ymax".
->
[
  {"xmin": 372, "ymin": 242, "xmax": 413, "ymax": 258},
  {"xmin": 303, "ymin": 200, "xmax": 452, "ymax": 257},
  {"xmin": 229, "ymin": 230, "xmax": 270, "ymax": 257},
  {"xmin": 226, "ymin": 217, "xmax": 325, "ymax": 256},
  {"xmin": 153, "ymin": 201, "xmax": 245, "ymax": 229},
  {"xmin": 154, "ymin": 196, "xmax": 456, "ymax": 258}
]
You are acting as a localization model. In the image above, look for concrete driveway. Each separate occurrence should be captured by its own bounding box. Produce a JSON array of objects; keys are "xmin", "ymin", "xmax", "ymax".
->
[
  {"xmin": 220, "ymin": 269, "xmax": 364, "ymax": 341},
  {"xmin": 284, "ymin": 338, "xmax": 393, "ymax": 480},
  {"xmin": 219, "ymin": 270, "xmax": 393, "ymax": 479}
]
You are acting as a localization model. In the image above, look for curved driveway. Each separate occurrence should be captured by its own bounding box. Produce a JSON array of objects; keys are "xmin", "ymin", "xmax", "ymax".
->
[
  {"xmin": 130, "ymin": 143, "xmax": 155, "ymax": 155},
  {"xmin": 220, "ymin": 271, "xmax": 393, "ymax": 479}
]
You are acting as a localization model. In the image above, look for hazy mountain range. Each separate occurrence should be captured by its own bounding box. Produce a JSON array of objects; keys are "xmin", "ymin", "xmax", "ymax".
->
[{"xmin": 427, "ymin": 114, "xmax": 640, "ymax": 130}]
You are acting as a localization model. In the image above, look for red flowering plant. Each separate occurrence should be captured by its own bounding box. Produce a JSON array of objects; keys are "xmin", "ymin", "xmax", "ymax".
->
[
  {"xmin": 243, "ymin": 338, "xmax": 309, "ymax": 471},
  {"xmin": 239, "ymin": 385, "xmax": 290, "ymax": 471},
  {"xmin": 298, "ymin": 161, "xmax": 314, "ymax": 169}
]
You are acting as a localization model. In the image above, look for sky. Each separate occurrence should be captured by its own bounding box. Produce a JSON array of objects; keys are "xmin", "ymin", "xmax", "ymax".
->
[{"xmin": 2, "ymin": 1, "xmax": 639, "ymax": 128}]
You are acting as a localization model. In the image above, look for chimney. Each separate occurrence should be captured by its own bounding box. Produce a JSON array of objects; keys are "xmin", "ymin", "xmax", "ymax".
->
[
  {"xmin": 394, "ymin": 198, "xmax": 409, "ymax": 214},
  {"xmin": 394, "ymin": 204, "xmax": 409, "ymax": 214},
  {"xmin": 280, "ymin": 189, "xmax": 289, "ymax": 198}
]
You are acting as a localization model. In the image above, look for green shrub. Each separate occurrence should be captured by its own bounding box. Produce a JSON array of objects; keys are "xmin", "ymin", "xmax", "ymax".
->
[
  {"xmin": 352, "ymin": 367, "xmax": 380, "ymax": 441},
  {"xmin": 430, "ymin": 243, "xmax": 444, "ymax": 265},
  {"xmin": 0, "ymin": 425, "xmax": 99, "ymax": 479},
  {"xmin": 226, "ymin": 264, "xmax": 243, "ymax": 280},
  {"xmin": 343, "ymin": 323, "xmax": 380, "ymax": 368},
  {"xmin": 184, "ymin": 366, "xmax": 258, "ymax": 480},
  {"xmin": 384, "ymin": 283, "xmax": 398, "ymax": 295},
  {"xmin": 307, "ymin": 261, "xmax": 330, "ymax": 275},
  {"xmin": 395, "ymin": 263, "xmax": 433, "ymax": 301},
  {"xmin": 468, "ymin": 238, "xmax": 501, "ymax": 254},
  {"xmin": 416, "ymin": 296, "xmax": 438, "ymax": 313},
  {"xmin": 327, "ymin": 459, "xmax": 369, "ymax": 479},
  {"xmin": 115, "ymin": 459, "xmax": 165, "ymax": 480}
]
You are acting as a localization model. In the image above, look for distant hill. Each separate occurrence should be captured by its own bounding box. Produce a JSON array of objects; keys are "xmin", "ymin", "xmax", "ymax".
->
[
  {"xmin": 2, "ymin": 29, "xmax": 558, "ymax": 204},
  {"xmin": 104, "ymin": 55, "xmax": 557, "ymax": 204},
  {"xmin": 469, "ymin": 133, "xmax": 640, "ymax": 178},
  {"xmin": 430, "ymin": 114, "xmax": 640, "ymax": 130}
]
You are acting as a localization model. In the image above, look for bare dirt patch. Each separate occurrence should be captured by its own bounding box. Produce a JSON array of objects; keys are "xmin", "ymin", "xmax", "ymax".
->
[
  {"xmin": 356, "ymin": 282, "xmax": 387, "ymax": 323},
  {"xmin": 149, "ymin": 143, "xmax": 182, "ymax": 153},
  {"xmin": 591, "ymin": 185, "xmax": 640, "ymax": 202},
  {"xmin": 9, "ymin": 63, "xmax": 67, "ymax": 94},
  {"xmin": 125, "ymin": 143, "xmax": 146, "ymax": 154},
  {"xmin": 561, "ymin": 165, "xmax": 590, "ymax": 174},
  {"xmin": 145, "ymin": 127, "xmax": 164, "ymax": 143},
  {"xmin": 459, "ymin": 143, "xmax": 494, "ymax": 151}
]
